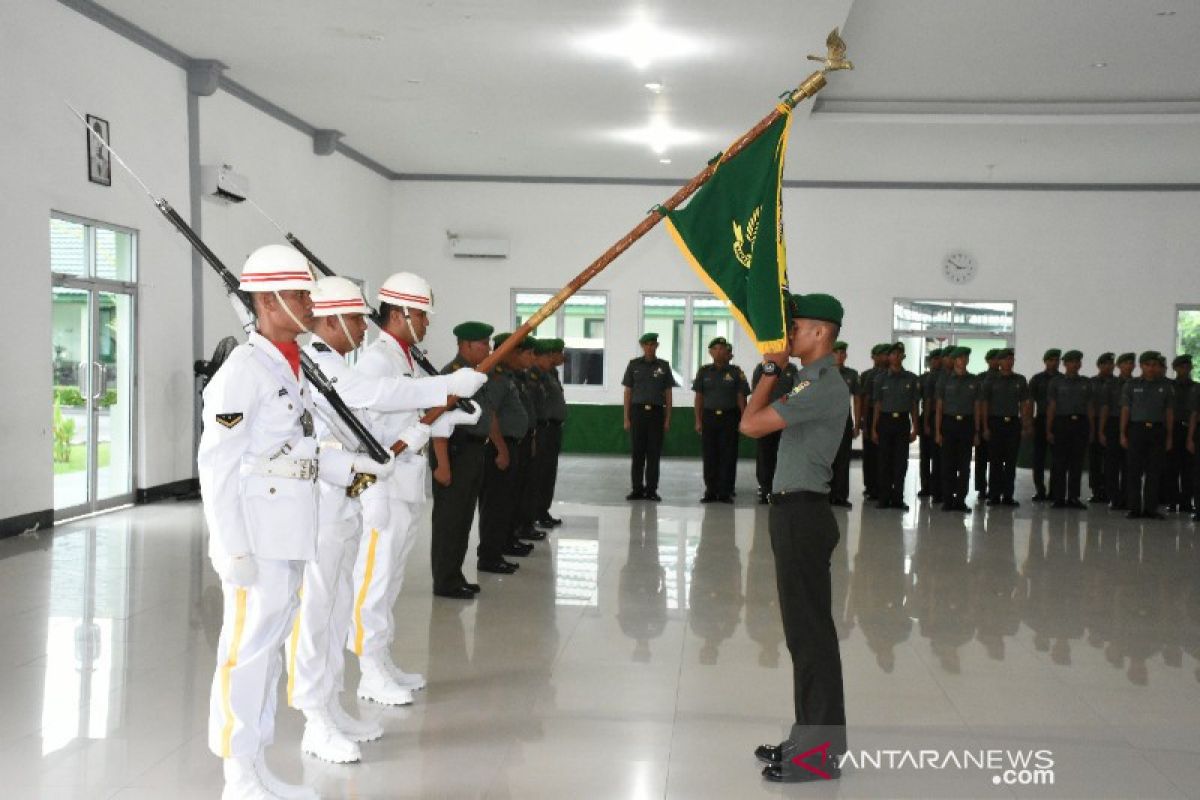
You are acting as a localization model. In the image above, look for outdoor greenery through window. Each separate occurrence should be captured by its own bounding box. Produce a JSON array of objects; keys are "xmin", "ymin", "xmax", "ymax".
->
[
  {"xmin": 641, "ymin": 294, "xmax": 735, "ymax": 386},
  {"xmin": 514, "ymin": 291, "xmax": 607, "ymax": 385},
  {"xmin": 1178, "ymin": 306, "xmax": 1200, "ymax": 361}
]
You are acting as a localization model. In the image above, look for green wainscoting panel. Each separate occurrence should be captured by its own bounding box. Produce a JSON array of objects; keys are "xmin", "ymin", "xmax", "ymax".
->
[{"xmin": 561, "ymin": 404, "xmax": 757, "ymax": 458}]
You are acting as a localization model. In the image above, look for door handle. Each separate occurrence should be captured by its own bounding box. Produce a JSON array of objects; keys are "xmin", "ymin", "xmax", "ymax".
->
[{"xmin": 92, "ymin": 362, "xmax": 106, "ymax": 401}]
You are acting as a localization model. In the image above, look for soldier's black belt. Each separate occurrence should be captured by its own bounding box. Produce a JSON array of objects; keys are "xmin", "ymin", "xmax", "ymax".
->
[
  {"xmin": 989, "ymin": 416, "xmax": 1017, "ymax": 423},
  {"xmin": 639, "ymin": 404, "xmax": 663, "ymax": 411},
  {"xmin": 769, "ymin": 490, "xmax": 830, "ymax": 505},
  {"xmin": 1068, "ymin": 414, "xmax": 1082, "ymax": 420},
  {"xmin": 891, "ymin": 412, "xmax": 902, "ymax": 418},
  {"xmin": 1138, "ymin": 421, "xmax": 1163, "ymax": 428}
]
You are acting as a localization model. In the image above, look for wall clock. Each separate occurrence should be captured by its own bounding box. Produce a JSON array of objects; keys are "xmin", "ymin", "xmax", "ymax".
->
[{"xmin": 943, "ymin": 251, "xmax": 977, "ymax": 284}]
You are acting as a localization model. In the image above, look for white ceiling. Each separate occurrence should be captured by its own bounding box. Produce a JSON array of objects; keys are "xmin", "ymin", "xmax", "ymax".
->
[{"xmin": 94, "ymin": 0, "xmax": 1200, "ymax": 183}]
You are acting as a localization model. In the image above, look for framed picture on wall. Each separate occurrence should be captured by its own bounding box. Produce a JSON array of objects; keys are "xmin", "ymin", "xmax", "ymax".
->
[{"xmin": 85, "ymin": 114, "xmax": 111, "ymax": 187}]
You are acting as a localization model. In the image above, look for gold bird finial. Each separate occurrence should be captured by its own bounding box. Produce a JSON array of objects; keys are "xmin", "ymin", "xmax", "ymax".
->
[{"xmin": 806, "ymin": 28, "xmax": 854, "ymax": 72}]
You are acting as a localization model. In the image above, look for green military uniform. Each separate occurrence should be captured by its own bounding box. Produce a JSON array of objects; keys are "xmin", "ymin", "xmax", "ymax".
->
[
  {"xmin": 872, "ymin": 352, "xmax": 919, "ymax": 508},
  {"xmin": 1028, "ymin": 349, "xmax": 1062, "ymax": 500},
  {"xmin": 1122, "ymin": 352, "xmax": 1175, "ymax": 517},
  {"xmin": 937, "ymin": 355, "xmax": 981, "ymax": 509},
  {"xmin": 918, "ymin": 349, "xmax": 943, "ymax": 498},
  {"xmin": 515, "ymin": 357, "xmax": 548, "ymax": 540},
  {"xmin": 758, "ymin": 293, "xmax": 848, "ymax": 778},
  {"xmin": 623, "ymin": 333, "xmax": 678, "ymax": 498},
  {"xmin": 1102, "ymin": 353, "xmax": 1136, "ymax": 508},
  {"xmin": 477, "ymin": 335, "xmax": 532, "ymax": 570},
  {"xmin": 830, "ymin": 345, "xmax": 858, "ymax": 506},
  {"xmin": 1164, "ymin": 355, "xmax": 1194, "ymax": 512},
  {"xmin": 534, "ymin": 338, "xmax": 568, "ymax": 525},
  {"xmin": 1087, "ymin": 353, "xmax": 1115, "ymax": 502},
  {"xmin": 981, "ymin": 353, "xmax": 1027, "ymax": 504},
  {"xmin": 975, "ymin": 350, "xmax": 1002, "ymax": 498},
  {"xmin": 693, "ymin": 343, "xmax": 750, "ymax": 501},
  {"xmin": 752, "ymin": 360, "xmax": 801, "ymax": 499},
  {"xmin": 857, "ymin": 345, "xmax": 887, "ymax": 499},
  {"xmin": 1047, "ymin": 351, "xmax": 1093, "ymax": 506}
]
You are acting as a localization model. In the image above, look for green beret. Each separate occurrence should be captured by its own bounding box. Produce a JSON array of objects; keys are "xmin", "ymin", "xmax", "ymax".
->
[
  {"xmin": 1154, "ymin": 353, "xmax": 1167, "ymax": 366},
  {"xmin": 870, "ymin": 343, "xmax": 888, "ymax": 356},
  {"xmin": 1043, "ymin": 348, "xmax": 1062, "ymax": 360},
  {"xmin": 985, "ymin": 349, "xmax": 999, "ymax": 360},
  {"xmin": 953, "ymin": 346, "xmax": 971, "ymax": 358},
  {"xmin": 927, "ymin": 348, "xmax": 942, "ymax": 360},
  {"xmin": 638, "ymin": 332, "xmax": 659, "ymax": 345},
  {"xmin": 708, "ymin": 336, "xmax": 730, "ymax": 349},
  {"xmin": 1138, "ymin": 350, "xmax": 1158, "ymax": 364},
  {"xmin": 1096, "ymin": 352, "xmax": 1115, "ymax": 365},
  {"xmin": 833, "ymin": 340, "xmax": 848, "ymax": 352},
  {"xmin": 552, "ymin": 338, "xmax": 566, "ymax": 352},
  {"xmin": 1062, "ymin": 349, "xmax": 1083, "ymax": 362},
  {"xmin": 533, "ymin": 338, "xmax": 557, "ymax": 355},
  {"xmin": 1117, "ymin": 352, "xmax": 1136, "ymax": 365},
  {"xmin": 789, "ymin": 292, "xmax": 844, "ymax": 325},
  {"xmin": 888, "ymin": 342, "xmax": 906, "ymax": 354},
  {"xmin": 999, "ymin": 348, "xmax": 1015, "ymax": 358},
  {"xmin": 452, "ymin": 320, "xmax": 494, "ymax": 342},
  {"xmin": 493, "ymin": 332, "xmax": 536, "ymax": 351},
  {"xmin": 1173, "ymin": 354, "xmax": 1193, "ymax": 367}
]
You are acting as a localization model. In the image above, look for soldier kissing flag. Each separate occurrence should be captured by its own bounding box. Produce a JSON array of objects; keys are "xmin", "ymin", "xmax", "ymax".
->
[{"xmin": 664, "ymin": 108, "xmax": 793, "ymax": 354}]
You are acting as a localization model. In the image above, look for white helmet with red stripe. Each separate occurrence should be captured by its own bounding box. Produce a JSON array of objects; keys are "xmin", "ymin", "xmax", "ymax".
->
[
  {"xmin": 311, "ymin": 276, "xmax": 371, "ymax": 317},
  {"xmin": 378, "ymin": 272, "xmax": 434, "ymax": 315},
  {"xmin": 239, "ymin": 244, "xmax": 316, "ymax": 292}
]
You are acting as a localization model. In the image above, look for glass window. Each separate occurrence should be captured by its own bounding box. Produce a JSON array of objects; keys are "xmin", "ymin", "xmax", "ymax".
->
[
  {"xmin": 893, "ymin": 299, "xmax": 1015, "ymax": 373},
  {"xmin": 1178, "ymin": 306, "xmax": 1200, "ymax": 362},
  {"xmin": 641, "ymin": 293, "xmax": 734, "ymax": 386},
  {"xmin": 50, "ymin": 216, "xmax": 135, "ymax": 281},
  {"xmin": 691, "ymin": 298, "xmax": 734, "ymax": 378},
  {"xmin": 49, "ymin": 218, "xmax": 87, "ymax": 278},
  {"xmin": 513, "ymin": 290, "xmax": 607, "ymax": 386}
]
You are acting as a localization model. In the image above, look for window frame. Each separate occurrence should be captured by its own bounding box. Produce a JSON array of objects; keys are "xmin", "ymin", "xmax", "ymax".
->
[
  {"xmin": 640, "ymin": 291, "xmax": 737, "ymax": 391},
  {"xmin": 1176, "ymin": 304, "xmax": 1200, "ymax": 361},
  {"xmin": 511, "ymin": 288, "xmax": 609, "ymax": 390}
]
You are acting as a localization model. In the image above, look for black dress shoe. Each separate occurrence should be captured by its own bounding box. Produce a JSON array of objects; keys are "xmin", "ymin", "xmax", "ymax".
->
[
  {"xmin": 758, "ymin": 494, "xmax": 770, "ymax": 505},
  {"xmin": 831, "ymin": 500, "xmax": 853, "ymax": 509},
  {"xmin": 1051, "ymin": 501, "xmax": 1068, "ymax": 509},
  {"xmin": 1068, "ymin": 500, "xmax": 1087, "ymax": 510},
  {"xmin": 1001, "ymin": 498, "xmax": 1019, "ymax": 507},
  {"xmin": 894, "ymin": 502, "xmax": 910, "ymax": 511},
  {"xmin": 1165, "ymin": 504, "xmax": 1177, "ymax": 513},
  {"xmin": 762, "ymin": 763, "xmax": 841, "ymax": 783},
  {"xmin": 645, "ymin": 491, "xmax": 662, "ymax": 501},
  {"xmin": 626, "ymin": 489, "xmax": 645, "ymax": 501},
  {"xmin": 536, "ymin": 515, "xmax": 563, "ymax": 527},
  {"xmin": 1088, "ymin": 495, "xmax": 1106, "ymax": 504},
  {"xmin": 433, "ymin": 585, "xmax": 476, "ymax": 600},
  {"xmin": 917, "ymin": 490, "xmax": 931, "ymax": 498},
  {"xmin": 517, "ymin": 527, "xmax": 547, "ymax": 541},
  {"xmin": 754, "ymin": 744, "xmax": 782, "ymax": 765},
  {"xmin": 464, "ymin": 583, "xmax": 481, "ymax": 593},
  {"xmin": 700, "ymin": 494, "xmax": 716, "ymax": 503},
  {"xmin": 477, "ymin": 559, "xmax": 518, "ymax": 574},
  {"xmin": 1144, "ymin": 512, "xmax": 1167, "ymax": 520},
  {"xmin": 1032, "ymin": 492, "xmax": 1048, "ymax": 502},
  {"xmin": 503, "ymin": 541, "xmax": 533, "ymax": 557},
  {"xmin": 717, "ymin": 495, "xmax": 733, "ymax": 504}
]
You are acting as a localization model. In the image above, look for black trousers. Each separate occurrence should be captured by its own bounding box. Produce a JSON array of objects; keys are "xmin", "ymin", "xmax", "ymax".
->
[
  {"xmin": 875, "ymin": 413, "xmax": 911, "ymax": 505},
  {"xmin": 829, "ymin": 417, "xmax": 853, "ymax": 503},
  {"xmin": 1127, "ymin": 422, "xmax": 1167, "ymax": 514},
  {"xmin": 701, "ymin": 408, "xmax": 740, "ymax": 497},
  {"xmin": 1103, "ymin": 418, "xmax": 1126, "ymax": 506},
  {"xmin": 537, "ymin": 420, "xmax": 564, "ymax": 518},
  {"xmin": 1163, "ymin": 421, "xmax": 1194, "ymax": 509},
  {"xmin": 940, "ymin": 415, "xmax": 975, "ymax": 503},
  {"xmin": 431, "ymin": 436, "xmax": 486, "ymax": 591},
  {"xmin": 918, "ymin": 417, "xmax": 937, "ymax": 495},
  {"xmin": 861, "ymin": 406, "xmax": 878, "ymax": 497},
  {"xmin": 987, "ymin": 416, "xmax": 1021, "ymax": 501},
  {"xmin": 512, "ymin": 432, "xmax": 536, "ymax": 534},
  {"xmin": 477, "ymin": 437, "xmax": 519, "ymax": 562},
  {"xmin": 769, "ymin": 496, "xmax": 846, "ymax": 753},
  {"xmin": 756, "ymin": 430, "xmax": 782, "ymax": 495},
  {"xmin": 1032, "ymin": 414, "xmax": 1053, "ymax": 496},
  {"xmin": 974, "ymin": 438, "xmax": 989, "ymax": 496},
  {"xmin": 1088, "ymin": 435, "xmax": 1106, "ymax": 498},
  {"xmin": 1051, "ymin": 416, "xmax": 1089, "ymax": 503},
  {"xmin": 629, "ymin": 404, "xmax": 665, "ymax": 492}
]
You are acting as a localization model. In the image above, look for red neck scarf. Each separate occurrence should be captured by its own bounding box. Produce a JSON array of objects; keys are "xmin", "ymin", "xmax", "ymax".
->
[
  {"xmin": 385, "ymin": 329, "xmax": 414, "ymax": 365},
  {"xmin": 270, "ymin": 339, "xmax": 301, "ymax": 378}
]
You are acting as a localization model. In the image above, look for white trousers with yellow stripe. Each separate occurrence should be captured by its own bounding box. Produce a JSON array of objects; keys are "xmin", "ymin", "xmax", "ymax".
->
[
  {"xmin": 286, "ymin": 514, "xmax": 360, "ymax": 711},
  {"xmin": 348, "ymin": 493, "xmax": 420, "ymax": 659},
  {"xmin": 208, "ymin": 559, "xmax": 303, "ymax": 759}
]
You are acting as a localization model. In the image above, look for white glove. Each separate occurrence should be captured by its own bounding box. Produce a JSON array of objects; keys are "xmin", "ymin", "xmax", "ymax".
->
[
  {"xmin": 397, "ymin": 422, "xmax": 433, "ymax": 452},
  {"xmin": 445, "ymin": 368, "xmax": 488, "ymax": 398},
  {"xmin": 443, "ymin": 406, "xmax": 483, "ymax": 428},
  {"xmin": 225, "ymin": 554, "xmax": 257, "ymax": 587},
  {"xmin": 353, "ymin": 452, "xmax": 395, "ymax": 479}
]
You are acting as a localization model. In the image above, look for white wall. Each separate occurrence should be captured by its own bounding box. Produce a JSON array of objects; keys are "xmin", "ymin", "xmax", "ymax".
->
[
  {"xmin": 0, "ymin": 0, "xmax": 191, "ymax": 523},
  {"xmin": 394, "ymin": 180, "xmax": 1200, "ymax": 404}
]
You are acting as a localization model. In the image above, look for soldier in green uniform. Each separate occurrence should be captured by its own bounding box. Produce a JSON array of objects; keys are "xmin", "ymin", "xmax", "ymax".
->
[
  {"xmin": 931, "ymin": 348, "xmax": 956, "ymax": 502},
  {"xmin": 1088, "ymin": 353, "xmax": 1116, "ymax": 503},
  {"xmin": 1046, "ymin": 350, "xmax": 1093, "ymax": 509},
  {"xmin": 918, "ymin": 348, "xmax": 944, "ymax": 499},
  {"xmin": 1164, "ymin": 354, "xmax": 1194, "ymax": 513},
  {"xmin": 622, "ymin": 332, "xmax": 677, "ymax": 500},
  {"xmin": 1188, "ymin": 382, "xmax": 1200, "ymax": 521},
  {"xmin": 1029, "ymin": 348, "xmax": 1062, "ymax": 501},
  {"xmin": 976, "ymin": 349, "xmax": 1001, "ymax": 499},
  {"xmin": 936, "ymin": 347, "xmax": 981, "ymax": 511},
  {"xmin": 533, "ymin": 338, "xmax": 568, "ymax": 526},
  {"xmin": 857, "ymin": 344, "xmax": 889, "ymax": 500},
  {"xmin": 1100, "ymin": 352, "xmax": 1136, "ymax": 509},
  {"xmin": 752, "ymin": 356, "xmax": 801, "ymax": 502},
  {"xmin": 740, "ymin": 293, "xmax": 848, "ymax": 784},
  {"xmin": 981, "ymin": 348, "xmax": 1029, "ymax": 506},
  {"xmin": 871, "ymin": 343, "xmax": 920, "ymax": 510},
  {"xmin": 476, "ymin": 333, "xmax": 532, "ymax": 575},
  {"xmin": 1120, "ymin": 351, "xmax": 1175, "ymax": 519},
  {"xmin": 693, "ymin": 337, "xmax": 750, "ymax": 503},
  {"xmin": 829, "ymin": 341, "xmax": 859, "ymax": 508},
  {"xmin": 511, "ymin": 337, "xmax": 545, "ymax": 546},
  {"xmin": 430, "ymin": 321, "xmax": 495, "ymax": 599}
]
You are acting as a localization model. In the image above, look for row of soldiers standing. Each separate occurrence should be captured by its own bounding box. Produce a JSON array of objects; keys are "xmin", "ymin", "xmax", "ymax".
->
[{"xmin": 853, "ymin": 344, "xmax": 1197, "ymax": 519}]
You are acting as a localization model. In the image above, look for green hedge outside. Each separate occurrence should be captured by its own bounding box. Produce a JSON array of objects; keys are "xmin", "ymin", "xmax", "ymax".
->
[{"xmin": 54, "ymin": 386, "xmax": 117, "ymax": 408}]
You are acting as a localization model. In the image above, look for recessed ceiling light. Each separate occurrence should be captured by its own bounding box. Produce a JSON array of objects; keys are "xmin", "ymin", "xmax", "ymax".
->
[
  {"xmin": 614, "ymin": 116, "xmax": 703, "ymax": 154},
  {"xmin": 577, "ymin": 16, "xmax": 702, "ymax": 70},
  {"xmin": 659, "ymin": 158, "xmax": 672, "ymax": 164},
  {"xmin": 645, "ymin": 82, "xmax": 664, "ymax": 93},
  {"xmin": 1091, "ymin": 61, "xmax": 1108, "ymax": 68}
]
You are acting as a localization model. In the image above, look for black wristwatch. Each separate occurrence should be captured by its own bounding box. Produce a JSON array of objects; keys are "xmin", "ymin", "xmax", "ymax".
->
[{"xmin": 760, "ymin": 360, "xmax": 781, "ymax": 377}]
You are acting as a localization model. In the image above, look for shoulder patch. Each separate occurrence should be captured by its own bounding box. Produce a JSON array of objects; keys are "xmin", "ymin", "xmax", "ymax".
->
[
  {"xmin": 312, "ymin": 342, "xmax": 331, "ymax": 353},
  {"xmin": 215, "ymin": 413, "xmax": 244, "ymax": 429}
]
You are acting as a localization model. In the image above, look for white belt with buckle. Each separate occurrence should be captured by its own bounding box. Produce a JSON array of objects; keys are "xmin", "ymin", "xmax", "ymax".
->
[{"xmin": 245, "ymin": 456, "xmax": 319, "ymax": 481}]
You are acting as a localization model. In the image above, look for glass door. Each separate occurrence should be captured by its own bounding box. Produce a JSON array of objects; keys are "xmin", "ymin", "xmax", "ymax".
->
[{"xmin": 50, "ymin": 216, "xmax": 136, "ymax": 519}]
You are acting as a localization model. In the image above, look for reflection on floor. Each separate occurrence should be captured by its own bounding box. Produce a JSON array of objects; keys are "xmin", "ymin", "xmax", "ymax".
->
[{"xmin": 1, "ymin": 455, "xmax": 1198, "ymax": 798}]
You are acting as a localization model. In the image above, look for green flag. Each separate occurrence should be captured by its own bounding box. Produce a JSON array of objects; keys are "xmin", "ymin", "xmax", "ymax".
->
[{"xmin": 664, "ymin": 108, "xmax": 792, "ymax": 353}]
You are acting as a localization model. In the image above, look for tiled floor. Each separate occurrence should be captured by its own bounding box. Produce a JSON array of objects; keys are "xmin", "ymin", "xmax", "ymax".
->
[{"xmin": 2, "ymin": 455, "xmax": 1198, "ymax": 798}]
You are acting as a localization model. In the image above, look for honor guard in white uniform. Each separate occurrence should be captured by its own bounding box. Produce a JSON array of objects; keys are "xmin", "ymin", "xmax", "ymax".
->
[
  {"xmin": 200, "ymin": 245, "xmax": 367, "ymax": 800},
  {"xmin": 349, "ymin": 272, "xmax": 486, "ymax": 705},
  {"xmin": 285, "ymin": 277, "xmax": 481, "ymax": 762}
]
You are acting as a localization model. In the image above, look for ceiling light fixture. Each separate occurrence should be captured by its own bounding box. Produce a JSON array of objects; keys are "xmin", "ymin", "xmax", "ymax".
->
[
  {"xmin": 659, "ymin": 158, "xmax": 672, "ymax": 164},
  {"xmin": 614, "ymin": 116, "xmax": 703, "ymax": 155},
  {"xmin": 1091, "ymin": 61, "xmax": 1108, "ymax": 68},
  {"xmin": 644, "ymin": 82, "xmax": 664, "ymax": 93},
  {"xmin": 577, "ymin": 15, "xmax": 702, "ymax": 70}
]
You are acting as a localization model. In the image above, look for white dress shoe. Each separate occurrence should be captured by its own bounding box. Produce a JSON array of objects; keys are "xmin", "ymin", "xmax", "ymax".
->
[
  {"xmin": 221, "ymin": 757, "xmax": 273, "ymax": 800},
  {"xmin": 357, "ymin": 657, "xmax": 415, "ymax": 706},
  {"xmin": 382, "ymin": 652, "xmax": 426, "ymax": 691},
  {"xmin": 301, "ymin": 710, "xmax": 362, "ymax": 764},
  {"xmin": 327, "ymin": 697, "xmax": 384, "ymax": 743},
  {"xmin": 255, "ymin": 751, "xmax": 319, "ymax": 800}
]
